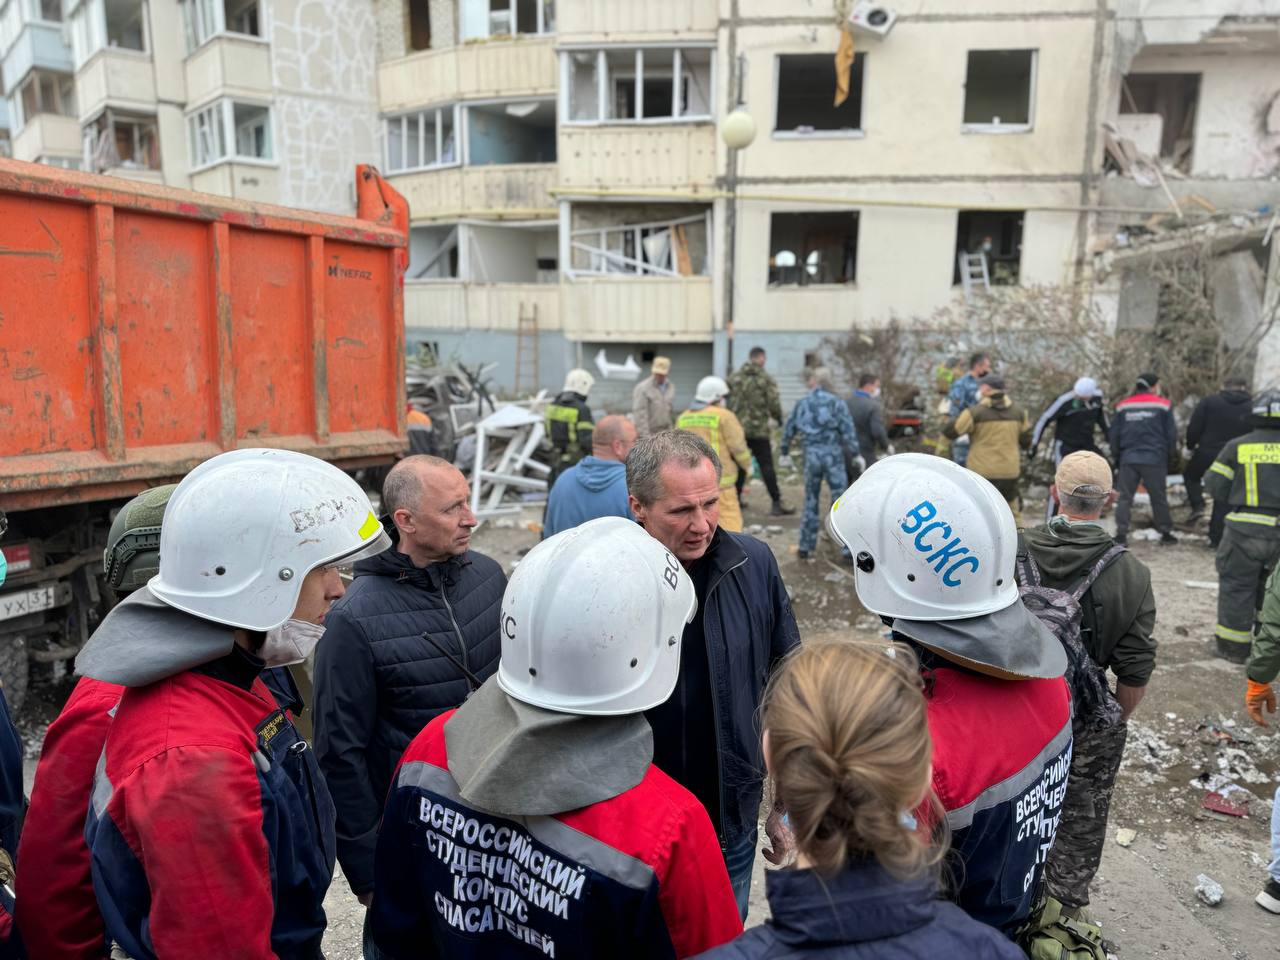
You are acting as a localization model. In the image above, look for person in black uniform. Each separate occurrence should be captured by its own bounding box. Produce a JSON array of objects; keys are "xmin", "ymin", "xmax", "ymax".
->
[{"xmin": 1185, "ymin": 376, "xmax": 1252, "ymax": 546}]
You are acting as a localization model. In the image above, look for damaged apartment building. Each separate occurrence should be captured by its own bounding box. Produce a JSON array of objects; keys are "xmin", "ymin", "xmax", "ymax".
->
[
  {"xmin": 376, "ymin": 0, "xmax": 1280, "ymax": 407},
  {"xmin": 3, "ymin": 1, "xmax": 1277, "ymax": 405}
]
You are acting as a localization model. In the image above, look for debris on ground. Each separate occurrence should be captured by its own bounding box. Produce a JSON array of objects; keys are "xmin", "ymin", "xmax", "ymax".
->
[
  {"xmin": 1194, "ymin": 874, "xmax": 1224, "ymax": 906},
  {"xmin": 1202, "ymin": 790, "xmax": 1250, "ymax": 818},
  {"xmin": 1115, "ymin": 828, "xmax": 1137, "ymax": 847}
]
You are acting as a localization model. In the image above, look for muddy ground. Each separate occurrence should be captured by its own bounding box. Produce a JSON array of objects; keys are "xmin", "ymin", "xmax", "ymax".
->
[{"xmin": 16, "ymin": 475, "xmax": 1279, "ymax": 959}]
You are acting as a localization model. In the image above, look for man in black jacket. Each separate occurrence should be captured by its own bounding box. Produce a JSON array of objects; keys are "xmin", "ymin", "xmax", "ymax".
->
[
  {"xmin": 1185, "ymin": 376, "xmax": 1252, "ymax": 546},
  {"xmin": 626, "ymin": 430, "xmax": 801, "ymax": 920},
  {"xmin": 313, "ymin": 455, "xmax": 504, "ymax": 917}
]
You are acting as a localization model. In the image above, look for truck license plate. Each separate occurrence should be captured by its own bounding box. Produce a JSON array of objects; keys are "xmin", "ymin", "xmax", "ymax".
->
[{"xmin": 0, "ymin": 585, "xmax": 59, "ymax": 622}]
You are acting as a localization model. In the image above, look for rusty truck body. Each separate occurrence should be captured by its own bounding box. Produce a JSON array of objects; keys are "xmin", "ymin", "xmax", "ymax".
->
[{"xmin": 0, "ymin": 159, "xmax": 409, "ymax": 706}]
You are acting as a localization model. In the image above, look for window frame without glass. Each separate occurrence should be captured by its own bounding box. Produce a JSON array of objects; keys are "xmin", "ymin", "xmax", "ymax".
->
[
  {"xmin": 13, "ymin": 69, "xmax": 75, "ymax": 131},
  {"xmin": 961, "ymin": 49, "xmax": 1037, "ymax": 134},
  {"xmin": 69, "ymin": 0, "xmax": 149, "ymax": 68},
  {"xmin": 767, "ymin": 211, "xmax": 860, "ymax": 287},
  {"xmin": 187, "ymin": 98, "xmax": 274, "ymax": 171},
  {"xmin": 773, "ymin": 52, "xmax": 866, "ymax": 139},
  {"xmin": 181, "ymin": 0, "xmax": 262, "ymax": 53},
  {"xmin": 460, "ymin": 0, "xmax": 555, "ymax": 41},
  {"xmin": 83, "ymin": 108, "xmax": 161, "ymax": 172},
  {"xmin": 561, "ymin": 45, "xmax": 715, "ymax": 126},
  {"xmin": 383, "ymin": 104, "xmax": 460, "ymax": 174}
]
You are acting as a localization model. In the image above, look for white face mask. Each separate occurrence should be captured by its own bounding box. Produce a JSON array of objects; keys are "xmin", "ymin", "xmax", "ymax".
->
[{"xmin": 260, "ymin": 618, "xmax": 326, "ymax": 667}]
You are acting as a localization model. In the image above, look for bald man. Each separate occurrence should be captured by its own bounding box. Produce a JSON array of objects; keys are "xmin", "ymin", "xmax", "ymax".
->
[
  {"xmin": 313, "ymin": 455, "xmax": 505, "ymax": 912},
  {"xmin": 544, "ymin": 414, "xmax": 638, "ymax": 538}
]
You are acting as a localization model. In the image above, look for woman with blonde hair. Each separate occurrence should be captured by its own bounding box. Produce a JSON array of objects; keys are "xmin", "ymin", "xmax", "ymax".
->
[{"xmin": 696, "ymin": 641, "xmax": 1023, "ymax": 959}]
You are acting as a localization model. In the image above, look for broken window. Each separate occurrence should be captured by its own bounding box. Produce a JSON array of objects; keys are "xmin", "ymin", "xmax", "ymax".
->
[
  {"xmin": 467, "ymin": 224, "xmax": 558, "ymax": 282},
  {"xmin": 460, "ymin": 0, "xmax": 553, "ymax": 40},
  {"xmin": 70, "ymin": 0, "xmax": 147, "ymax": 62},
  {"xmin": 17, "ymin": 70, "xmax": 75, "ymax": 127},
  {"xmin": 407, "ymin": 225, "xmax": 459, "ymax": 280},
  {"xmin": 774, "ymin": 54, "xmax": 864, "ymax": 135},
  {"xmin": 569, "ymin": 204, "xmax": 711, "ymax": 278},
  {"xmin": 768, "ymin": 212, "xmax": 858, "ymax": 285},
  {"xmin": 953, "ymin": 210, "xmax": 1023, "ymax": 286},
  {"xmin": 962, "ymin": 50, "xmax": 1035, "ymax": 130},
  {"xmin": 85, "ymin": 109, "xmax": 160, "ymax": 173},
  {"xmin": 563, "ymin": 47, "xmax": 714, "ymax": 125},
  {"xmin": 40, "ymin": 154, "xmax": 82, "ymax": 169},
  {"xmin": 27, "ymin": 0, "xmax": 62, "ymax": 22},
  {"xmin": 182, "ymin": 0, "xmax": 261, "ymax": 51},
  {"xmin": 187, "ymin": 99, "xmax": 272, "ymax": 169},
  {"xmin": 1118, "ymin": 73, "xmax": 1199, "ymax": 173},
  {"xmin": 385, "ymin": 105, "xmax": 459, "ymax": 173},
  {"xmin": 466, "ymin": 100, "xmax": 556, "ymax": 166},
  {"xmin": 407, "ymin": 0, "xmax": 430, "ymax": 51}
]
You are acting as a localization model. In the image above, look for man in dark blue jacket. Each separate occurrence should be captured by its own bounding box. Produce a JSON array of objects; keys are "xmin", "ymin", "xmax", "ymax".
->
[
  {"xmin": 626, "ymin": 430, "xmax": 801, "ymax": 919},
  {"xmin": 314, "ymin": 455, "xmax": 505, "ymax": 917},
  {"xmin": 1110, "ymin": 373, "xmax": 1178, "ymax": 546},
  {"xmin": 543, "ymin": 415, "xmax": 636, "ymax": 538},
  {"xmin": 1185, "ymin": 376, "xmax": 1252, "ymax": 546}
]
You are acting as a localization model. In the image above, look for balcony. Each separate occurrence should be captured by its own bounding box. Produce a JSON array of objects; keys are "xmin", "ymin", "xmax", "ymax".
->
[
  {"xmin": 563, "ymin": 277, "xmax": 713, "ymax": 341},
  {"xmin": 391, "ymin": 163, "xmax": 557, "ymax": 220},
  {"xmin": 190, "ymin": 160, "xmax": 279, "ymax": 203},
  {"xmin": 0, "ymin": 21, "xmax": 73, "ymax": 93},
  {"xmin": 184, "ymin": 35, "xmax": 271, "ymax": 107},
  {"xmin": 1099, "ymin": 174, "xmax": 1280, "ymax": 218},
  {"xmin": 75, "ymin": 48, "xmax": 155, "ymax": 121},
  {"xmin": 556, "ymin": 0, "xmax": 717, "ymax": 40},
  {"xmin": 378, "ymin": 36, "xmax": 557, "ymax": 114},
  {"xmin": 558, "ymin": 125, "xmax": 717, "ymax": 191},
  {"xmin": 405, "ymin": 281, "xmax": 561, "ymax": 332},
  {"xmin": 10, "ymin": 112, "xmax": 80, "ymax": 162}
]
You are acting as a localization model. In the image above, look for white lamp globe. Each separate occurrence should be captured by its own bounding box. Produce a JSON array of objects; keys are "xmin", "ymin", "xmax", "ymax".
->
[{"xmin": 721, "ymin": 109, "xmax": 757, "ymax": 149}]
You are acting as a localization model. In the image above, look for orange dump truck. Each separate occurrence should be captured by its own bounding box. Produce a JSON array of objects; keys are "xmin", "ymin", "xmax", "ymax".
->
[{"xmin": 0, "ymin": 159, "xmax": 409, "ymax": 706}]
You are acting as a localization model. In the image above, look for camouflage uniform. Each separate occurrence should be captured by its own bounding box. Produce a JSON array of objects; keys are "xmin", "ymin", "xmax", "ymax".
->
[
  {"xmin": 782, "ymin": 387, "xmax": 858, "ymax": 554},
  {"xmin": 728, "ymin": 362, "xmax": 785, "ymax": 505},
  {"xmin": 1045, "ymin": 719, "xmax": 1127, "ymax": 908}
]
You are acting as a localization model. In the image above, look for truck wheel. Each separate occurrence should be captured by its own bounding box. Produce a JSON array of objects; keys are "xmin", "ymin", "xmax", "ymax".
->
[{"xmin": 0, "ymin": 637, "xmax": 28, "ymax": 714}]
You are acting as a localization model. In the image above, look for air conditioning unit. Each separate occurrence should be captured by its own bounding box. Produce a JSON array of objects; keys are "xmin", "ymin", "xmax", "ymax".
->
[{"xmin": 848, "ymin": 2, "xmax": 897, "ymax": 37}]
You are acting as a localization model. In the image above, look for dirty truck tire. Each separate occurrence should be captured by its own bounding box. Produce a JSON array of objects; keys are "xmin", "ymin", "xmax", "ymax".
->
[{"xmin": 0, "ymin": 638, "xmax": 29, "ymax": 714}]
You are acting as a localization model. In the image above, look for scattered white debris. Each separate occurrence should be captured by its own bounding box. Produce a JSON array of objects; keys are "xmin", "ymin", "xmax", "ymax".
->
[
  {"xmin": 747, "ymin": 524, "xmax": 765, "ymax": 535},
  {"xmin": 1115, "ymin": 828, "xmax": 1137, "ymax": 847},
  {"xmin": 765, "ymin": 525, "xmax": 784, "ymax": 535},
  {"xmin": 1181, "ymin": 581, "xmax": 1217, "ymax": 590},
  {"xmin": 1194, "ymin": 874, "xmax": 1223, "ymax": 906},
  {"xmin": 1165, "ymin": 712, "xmax": 1178, "ymax": 720}
]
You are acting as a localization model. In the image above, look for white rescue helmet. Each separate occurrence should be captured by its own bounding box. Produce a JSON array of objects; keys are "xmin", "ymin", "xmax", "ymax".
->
[
  {"xmin": 497, "ymin": 516, "xmax": 697, "ymax": 716},
  {"xmin": 695, "ymin": 375, "xmax": 730, "ymax": 405},
  {"xmin": 563, "ymin": 368, "xmax": 595, "ymax": 396},
  {"xmin": 149, "ymin": 448, "xmax": 390, "ymax": 631},
  {"xmin": 828, "ymin": 453, "xmax": 1017, "ymax": 621}
]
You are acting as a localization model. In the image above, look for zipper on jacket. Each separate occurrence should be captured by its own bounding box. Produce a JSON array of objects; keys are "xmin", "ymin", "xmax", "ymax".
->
[
  {"xmin": 439, "ymin": 583, "xmax": 471, "ymax": 685},
  {"xmin": 704, "ymin": 552, "xmax": 748, "ymax": 846}
]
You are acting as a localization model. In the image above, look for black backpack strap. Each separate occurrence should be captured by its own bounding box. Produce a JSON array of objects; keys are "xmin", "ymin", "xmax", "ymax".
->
[
  {"xmin": 1068, "ymin": 543, "xmax": 1127, "ymax": 604},
  {"xmin": 1015, "ymin": 532, "xmax": 1042, "ymax": 588}
]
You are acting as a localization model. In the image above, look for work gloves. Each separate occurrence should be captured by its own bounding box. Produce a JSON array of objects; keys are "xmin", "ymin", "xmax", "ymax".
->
[{"xmin": 1247, "ymin": 678, "xmax": 1276, "ymax": 727}]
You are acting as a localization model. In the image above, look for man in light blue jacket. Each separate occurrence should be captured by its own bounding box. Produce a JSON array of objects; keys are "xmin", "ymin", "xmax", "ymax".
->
[{"xmin": 544, "ymin": 415, "xmax": 637, "ymax": 537}]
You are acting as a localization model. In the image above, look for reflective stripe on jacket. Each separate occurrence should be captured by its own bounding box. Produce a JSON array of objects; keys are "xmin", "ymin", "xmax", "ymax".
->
[
  {"xmin": 677, "ymin": 406, "xmax": 752, "ymax": 488},
  {"xmin": 86, "ymin": 672, "xmax": 336, "ymax": 959},
  {"xmin": 1205, "ymin": 427, "xmax": 1280, "ymax": 528},
  {"xmin": 546, "ymin": 392, "xmax": 594, "ymax": 466}
]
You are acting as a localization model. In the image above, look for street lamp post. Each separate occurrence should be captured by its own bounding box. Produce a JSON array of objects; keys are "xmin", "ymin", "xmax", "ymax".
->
[{"xmin": 720, "ymin": 106, "xmax": 756, "ymax": 377}]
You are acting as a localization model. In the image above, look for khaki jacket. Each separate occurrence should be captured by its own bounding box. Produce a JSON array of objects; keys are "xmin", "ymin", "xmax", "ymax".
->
[
  {"xmin": 676, "ymin": 404, "xmax": 752, "ymax": 487},
  {"xmin": 946, "ymin": 393, "xmax": 1030, "ymax": 480},
  {"xmin": 632, "ymin": 376, "xmax": 676, "ymax": 437}
]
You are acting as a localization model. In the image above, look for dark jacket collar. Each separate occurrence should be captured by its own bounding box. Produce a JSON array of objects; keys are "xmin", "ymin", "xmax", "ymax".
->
[
  {"xmin": 765, "ymin": 862, "xmax": 940, "ymax": 946},
  {"xmin": 701, "ymin": 526, "xmax": 748, "ymax": 585},
  {"xmin": 355, "ymin": 524, "xmax": 473, "ymax": 590},
  {"xmin": 193, "ymin": 643, "xmax": 266, "ymax": 692}
]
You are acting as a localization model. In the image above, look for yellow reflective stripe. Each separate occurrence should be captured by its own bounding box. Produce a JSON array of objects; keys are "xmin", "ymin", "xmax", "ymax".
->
[
  {"xmin": 677, "ymin": 412, "xmax": 722, "ymax": 454},
  {"xmin": 545, "ymin": 406, "xmax": 579, "ymax": 425},
  {"xmin": 1208, "ymin": 461, "xmax": 1235, "ymax": 479},
  {"xmin": 1247, "ymin": 463, "xmax": 1259, "ymax": 506},
  {"xmin": 1215, "ymin": 624, "xmax": 1254, "ymax": 642},
  {"xmin": 357, "ymin": 512, "xmax": 380, "ymax": 539},
  {"xmin": 1226, "ymin": 512, "xmax": 1280, "ymax": 526}
]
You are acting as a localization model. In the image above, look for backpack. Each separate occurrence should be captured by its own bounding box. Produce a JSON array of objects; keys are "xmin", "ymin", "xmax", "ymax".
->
[
  {"xmin": 1016, "ymin": 895, "xmax": 1110, "ymax": 960},
  {"xmin": 1015, "ymin": 537, "xmax": 1125, "ymax": 729}
]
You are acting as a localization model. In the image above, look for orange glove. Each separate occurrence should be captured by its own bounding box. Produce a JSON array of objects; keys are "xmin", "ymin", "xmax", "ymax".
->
[{"xmin": 1247, "ymin": 679, "xmax": 1276, "ymax": 727}]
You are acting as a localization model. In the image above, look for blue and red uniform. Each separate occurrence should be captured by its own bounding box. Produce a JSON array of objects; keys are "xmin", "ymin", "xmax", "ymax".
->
[
  {"xmin": 16, "ymin": 677, "xmax": 123, "ymax": 960},
  {"xmin": 85, "ymin": 666, "xmax": 335, "ymax": 959},
  {"xmin": 371, "ymin": 711, "xmax": 743, "ymax": 959},
  {"xmin": 925, "ymin": 663, "xmax": 1073, "ymax": 932}
]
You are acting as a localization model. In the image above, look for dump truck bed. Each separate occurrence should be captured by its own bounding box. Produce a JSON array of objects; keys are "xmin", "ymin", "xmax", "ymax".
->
[{"xmin": 0, "ymin": 159, "xmax": 407, "ymax": 510}]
